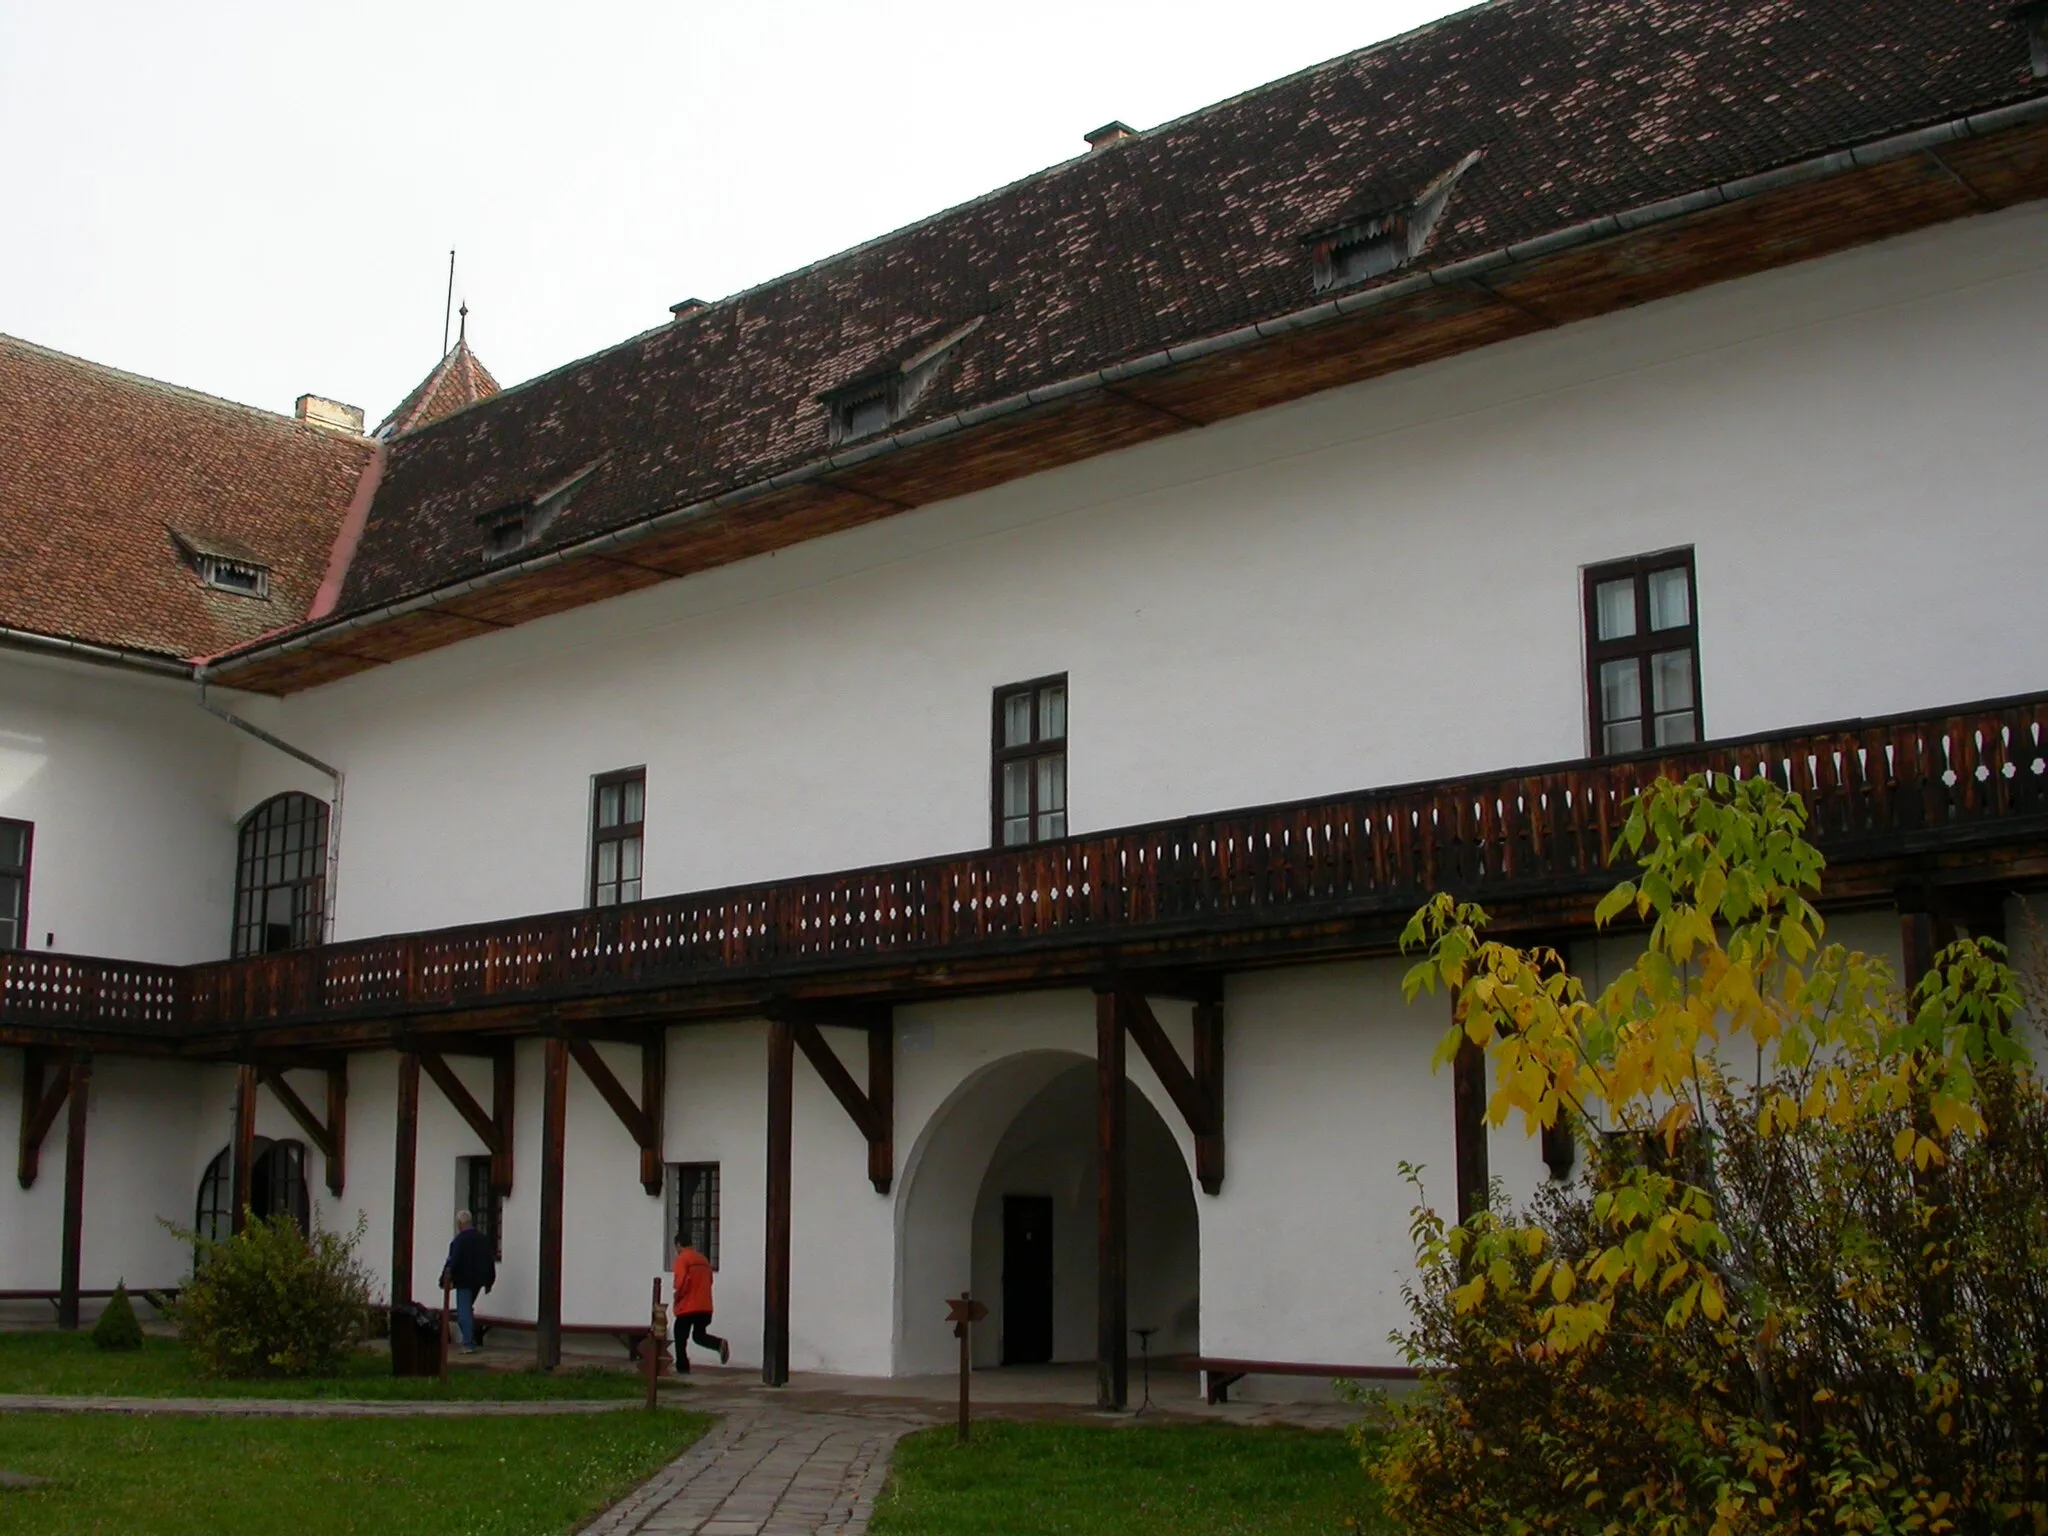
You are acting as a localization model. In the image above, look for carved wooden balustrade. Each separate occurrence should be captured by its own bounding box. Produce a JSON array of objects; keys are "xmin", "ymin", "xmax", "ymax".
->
[{"xmin": 6, "ymin": 691, "xmax": 2046, "ymax": 1042}]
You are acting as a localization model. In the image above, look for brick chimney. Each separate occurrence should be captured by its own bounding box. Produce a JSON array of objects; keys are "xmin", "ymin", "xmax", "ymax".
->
[
  {"xmin": 1085, "ymin": 121, "xmax": 1135, "ymax": 151},
  {"xmin": 295, "ymin": 394, "xmax": 366, "ymax": 433},
  {"xmin": 669, "ymin": 297, "xmax": 710, "ymax": 322}
]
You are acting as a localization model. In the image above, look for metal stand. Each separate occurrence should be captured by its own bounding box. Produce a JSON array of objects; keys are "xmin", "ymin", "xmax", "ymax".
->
[{"xmin": 1132, "ymin": 1326, "xmax": 1157, "ymax": 1414}]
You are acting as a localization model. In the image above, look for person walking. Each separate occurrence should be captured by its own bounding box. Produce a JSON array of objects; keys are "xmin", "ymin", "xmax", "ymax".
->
[
  {"xmin": 671, "ymin": 1240, "xmax": 729, "ymax": 1372},
  {"xmin": 439, "ymin": 1210, "xmax": 496, "ymax": 1355}
]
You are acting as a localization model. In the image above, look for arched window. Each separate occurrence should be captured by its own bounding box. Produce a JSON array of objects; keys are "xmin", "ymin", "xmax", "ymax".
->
[
  {"xmin": 232, "ymin": 793, "xmax": 328, "ymax": 957},
  {"xmin": 194, "ymin": 1138, "xmax": 312, "ymax": 1239}
]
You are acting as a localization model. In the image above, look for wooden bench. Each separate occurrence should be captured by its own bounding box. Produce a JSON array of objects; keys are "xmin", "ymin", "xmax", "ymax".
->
[
  {"xmin": 1181, "ymin": 1357, "xmax": 1420, "ymax": 1405},
  {"xmin": 471, "ymin": 1313, "xmax": 673, "ymax": 1367},
  {"xmin": 0, "ymin": 1287, "xmax": 180, "ymax": 1318}
]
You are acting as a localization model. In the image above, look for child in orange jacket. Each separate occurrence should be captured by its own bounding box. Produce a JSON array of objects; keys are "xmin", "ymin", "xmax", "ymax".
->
[{"xmin": 671, "ymin": 1243, "xmax": 729, "ymax": 1371}]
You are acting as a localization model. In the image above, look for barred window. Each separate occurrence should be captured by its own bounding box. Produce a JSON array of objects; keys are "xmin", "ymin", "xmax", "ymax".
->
[
  {"xmin": 0, "ymin": 819, "xmax": 29, "ymax": 950},
  {"xmin": 459, "ymin": 1155, "xmax": 504, "ymax": 1261},
  {"xmin": 231, "ymin": 794, "xmax": 328, "ymax": 957},
  {"xmin": 666, "ymin": 1162, "xmax": 720, "ymax": 1270}
]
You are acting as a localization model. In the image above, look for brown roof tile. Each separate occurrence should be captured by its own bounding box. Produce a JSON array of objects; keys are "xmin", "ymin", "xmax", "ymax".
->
[
  {"xmin": 325, "ymin": 0, "xmax": 2046, "ymax": 623},
  {"xmin": 0, "ymin": 335, "xmax": 373, "ymax": 660},
  {"xmin": 376, "ymin": 339, "xmax": 502, "ymax": 438}
]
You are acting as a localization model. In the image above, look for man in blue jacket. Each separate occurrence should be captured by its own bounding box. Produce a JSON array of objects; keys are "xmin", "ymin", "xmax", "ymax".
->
[{"xmin": 439, "ymin": 1210, "xmax": 496, "ymax": 1354}]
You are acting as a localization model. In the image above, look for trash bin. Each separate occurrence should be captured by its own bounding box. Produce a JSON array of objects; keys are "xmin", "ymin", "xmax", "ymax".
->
[{"xmin": 389, "ymin": 1301, "xmax": 443, "ymax": 1376}]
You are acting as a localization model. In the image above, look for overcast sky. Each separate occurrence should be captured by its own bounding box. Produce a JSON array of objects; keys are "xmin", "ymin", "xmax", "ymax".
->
[{"xmin": 0, "ymin": 1, "xmax": 1465, "ymax": 425}]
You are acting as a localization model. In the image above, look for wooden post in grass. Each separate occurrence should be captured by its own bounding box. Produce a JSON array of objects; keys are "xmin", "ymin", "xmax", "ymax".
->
[
  {"xmin": 947, "ymin": 1291, "xmax": 987, "ymax": 1444},
  {"xmin": 439, "ymin": 1281, "xmax": 450, "ymax": 1383},
  {"xmin": 646, "ymin": 1277, "xmax": 668, "ymax": 1411}
]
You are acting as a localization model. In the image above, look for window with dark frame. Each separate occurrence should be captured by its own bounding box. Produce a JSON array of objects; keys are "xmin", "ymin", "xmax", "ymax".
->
[
  {"xmin": 1584, "ymin": 550, "xmax": 1702, "ymax": 756},
  {"xmin": 666, "ymin": 1162, "xmax": 721, "ymax": 1270},
  {"xmin": 458, "ymin": 1155, "xmax": 504, "ymax": 1261},
  {"xmin": 231, "ymin": 794, "xmax": 328, "ymax": 958},
  {"xmin": 590, "ymin": 768, "xmax": 645, "ymax": 907},
  {"xmin": 992, "ymin": 676, "xmax": 1068, "ymax": 848},
  {"xmin": 0, "ymin": 819, "xmax": 30, "ymax": 950}
]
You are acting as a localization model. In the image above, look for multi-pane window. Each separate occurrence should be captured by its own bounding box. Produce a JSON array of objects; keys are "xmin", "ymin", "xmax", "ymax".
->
[
  {"xmin": 0, "ymin": 819, "xmax": 30, "ymax": 950},
  {"xmin": 993, "ymin": 676, "xmax": 1068, "ymax": 847},
  {"xmin": 590, "ymin": 768, "xmax": 645, "ymax": 907},
  {"xmin": 458, "ymin": 1155, "xmax": 504, "ymax": 1261},
  {"xmin": 666, "ymin": 1162, "xmax": 721, "ymax": 1270},
  {"xmin": 231, "ymin": 794, "xmax": 328, "ymax": 957},
  {"xmin": 1584, "ymin": 551, "xmax": 1702, "ymax": 756}
]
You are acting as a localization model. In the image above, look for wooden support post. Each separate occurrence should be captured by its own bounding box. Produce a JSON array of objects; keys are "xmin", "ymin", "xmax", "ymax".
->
[
  {"xmin": 1096, "ymin": 990, "xmax": 1128, "ymax": 1411},
  {"xmin": 17, "ymin": 1049, "xmax": 71, "ymax": 1190},
  {"xmin": 538, "ymin": 1035, "xmax": 568, "ymax": 1370},
  {"xmin": 57, "ymin": 1054, "xmax": 90, "ymax": 1331},
  {"xmin": 1452, "ymin": 1006, "xmax": 1489, "ymax": 1226},
  {"xmin": 640, "ymin": 1032, "xmax": 665, "ymax": 1197},
  {"xmin": 1897, "ymin": 883, "xmax": 1955, "ymax": 994},
  {"xmin": 392, "ymin": 1052, "xmax": 419, "ymax": 1308},
  {"xmin": 764, "ymin": 1016, "xmax": 793, "ymax": 1388},
  {"xmin": 1192, "ymin": 996, "xmax": 1225, "ymax": 1195},
  {"xmin": 491, "ymin": 1044, "xmax": 516, "ymax": 1197},
  {"xmin": 867, "ymin": 1016, "xmax": 893, "ymax": 1195},
  {"xmin": 231, "ymin": 1064, "xmax": 258, "ymax": 1234},
  {"xmin": 324, "ymin": 1058, "xmax": 347, "ymax": 1197}
]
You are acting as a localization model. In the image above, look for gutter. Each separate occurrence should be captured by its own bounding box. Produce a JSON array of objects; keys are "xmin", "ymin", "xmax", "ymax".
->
[
  {"xmin": 0, "ymin": 623, "xmax": 194, "ymax": 680},
  {"xmin": 199, "ymin": 92, "xmax": 2048, "ymax": 677},
  {"xmin": 196, "ymin": 683, "xmax": 346, "ymax": 946}
]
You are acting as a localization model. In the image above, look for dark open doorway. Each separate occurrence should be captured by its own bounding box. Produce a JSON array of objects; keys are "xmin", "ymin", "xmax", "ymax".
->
[{"xmin": 1002, "ymin": 1194, "xmax": 1054, "ymax": 1365}]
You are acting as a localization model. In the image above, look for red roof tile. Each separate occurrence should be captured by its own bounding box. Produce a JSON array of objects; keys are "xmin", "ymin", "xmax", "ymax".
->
[
  {"xmin": 376, "ymin": 339, "xmax": 501, "ymax": 438},
  {"xmin": 0, "ymin": 335, "xmax": 373, "ymax": 660}
]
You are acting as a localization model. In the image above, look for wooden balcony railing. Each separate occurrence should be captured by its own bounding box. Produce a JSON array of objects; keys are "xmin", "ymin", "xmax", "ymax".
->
[{"xmin": 6, "ymin": 691, "xmax": 2046, "ymax": 1042}]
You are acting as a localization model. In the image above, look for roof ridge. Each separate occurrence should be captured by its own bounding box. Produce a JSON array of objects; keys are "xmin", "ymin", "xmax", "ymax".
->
[{"xmin": 0, "ymin": 332, "xmax": 374, "ymax": 446}]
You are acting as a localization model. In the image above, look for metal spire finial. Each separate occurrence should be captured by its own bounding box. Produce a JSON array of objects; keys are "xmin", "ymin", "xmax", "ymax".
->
[{"xmin": 458, "ymin": 301, "xmax": 468, "ymax": 347}]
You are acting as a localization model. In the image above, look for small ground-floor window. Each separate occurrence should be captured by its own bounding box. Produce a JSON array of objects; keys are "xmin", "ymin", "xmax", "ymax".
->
[
  {"xmin": 666, "ymin": 1162, "xmax": 720, "ymax": 1269},
  {"xmin": 195, "ymin": 1138, "xmax": 310, "ymax": 1241},
  {"xmin": 457, "ymin": 1154, "xmax": 504, "ymax": 1260}
]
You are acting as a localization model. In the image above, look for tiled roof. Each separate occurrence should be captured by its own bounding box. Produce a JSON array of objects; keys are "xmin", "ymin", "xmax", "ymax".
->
[
  {"xmin": 376, "ymin": 339, "xmax": 501, "ymax": 438},
  {"xmin": 326, "ymin": 0, "xmax": 2048, "ymax": 621},
  {"xmin": 0, "ymin": 335, "xmax": 373, "ymax": 660}
]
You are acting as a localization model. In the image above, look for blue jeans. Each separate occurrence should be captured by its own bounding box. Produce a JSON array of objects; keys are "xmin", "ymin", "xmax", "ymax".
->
[{"xmin": 455, "ymin": 1288, "xmax": 478, "ymax": 1348}]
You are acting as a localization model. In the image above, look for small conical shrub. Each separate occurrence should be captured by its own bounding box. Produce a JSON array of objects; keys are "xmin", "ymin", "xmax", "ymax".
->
[{"xmin": 91, "ymin": 1281, "xmax": 144, "ymax": 1351}]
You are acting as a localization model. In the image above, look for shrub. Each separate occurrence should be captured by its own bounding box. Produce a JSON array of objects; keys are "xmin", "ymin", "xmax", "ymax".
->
[
  {"xmin": 169, "ymin": 1209, "xmax": 374, "ymax": 1377},
  {"xmin": 90, "ymin": 1281, "xmax": 144, "ymax": 1351},
  {"xmin": 1373, "ymin": 774, "xmax": 2047, "ymax": 1534}
]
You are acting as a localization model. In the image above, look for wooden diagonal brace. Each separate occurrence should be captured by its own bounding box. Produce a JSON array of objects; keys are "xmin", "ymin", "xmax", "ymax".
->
[
  {"xmin": 781, "ymin": 1005, "xmax": 893, "ymax": 1193},
  {"xmin": 417, "ymin": 1050, "xmax": 501, "ymax": 1154},
  {"xmin": 17, "ymin": 1049, "xmax": 72, "ymax": 1189},
  {"xmin": 1116, "ymin": 989, "xmax": 1225, "ymax": 1194},
  {"xmin": 254, "ymin": 1060, "xmax": 348, "ymax": 1196},
  {"xmin": 564, "ymin": 1033, "xmax": 663, "ymax": 1195}
]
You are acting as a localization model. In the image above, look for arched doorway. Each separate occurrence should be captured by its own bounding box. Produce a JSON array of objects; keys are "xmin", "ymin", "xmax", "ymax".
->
[
  {"xmin": 894, "ymin": 1050, "xmax": 1199, "ymax": 1377},
  {"xmin": 195, "ymin": 1138, "xmax": 311, "ymax": 1240}
]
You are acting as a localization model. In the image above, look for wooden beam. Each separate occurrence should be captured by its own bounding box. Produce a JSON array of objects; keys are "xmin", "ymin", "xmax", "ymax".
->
[
  {"xmin": 867, "ymin": 1016, "xmax": 893, "ymax": 1195},
  {"xmin": 1191, "ymin": 997, "xmax": 1225, "ymax": 1196},
  {"xmin": 640, "ymin": 1032, "xmax": 664, "ymax": 1197},
  {"xmin": 231, "ymin": 1064, "xmax": 257, "ymax": 1234},
  {"xmin": 257, "ymin": 1068, "xmax": 337, "ymax": 1161},
  {"xmin": 392, "ymin": 1052, "xmax": 419, "ymax": 1308},
  {"xmin": 789, "ymin": 1020, "xmax": 881, "ymax": 1143},
  {"xmin": 1118, "ymin": 990, "xmax": 1213, "ymax": 1136},
  {"xmin": 491, "ymin": 1043, "xmax": 515, "ymax": 1197},
  {"xmin": 17, "ymin": 1049, "xmax": 70, "ymax": 1189},
  {"xmin": 57, "ymin": 1054, "xmax": 90, "ymax": 1331},
  {"xmin": 764, "ymin": 1017, "xmax": 793, "ymax": 1388},
  {"xmin": 417, "ymin": 1049, "xmax": 501, "ymax": 1153},
  {"xmin": 538, "ymin": 1035, "xmax": 567, "ymax": 1370},
  {"xmin": 324, "ymin": 1057, "xmax": 347, "ymax": 1198},
  {"xmin": 563, "ymin": 1035, "xmax": 655, "ymax": 1153},
  {"xmin": 1096, "ymin": 989, "xmax": 1128, "ymax": 1411},
  {"xmin": 1452, "ymin": 1008, "xmax": 1489, "ymax": 1226}
]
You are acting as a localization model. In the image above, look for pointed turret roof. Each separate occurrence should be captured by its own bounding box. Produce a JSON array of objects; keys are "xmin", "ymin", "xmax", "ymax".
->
[{"xmin": 377, "ymin": 335, "xmax": 500, "ymax": 438}]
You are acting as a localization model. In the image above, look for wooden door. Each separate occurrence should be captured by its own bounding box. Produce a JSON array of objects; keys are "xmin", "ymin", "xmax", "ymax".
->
[{"xmin": 1002, "ymin": 1194, "xmax": 1055, "ymax": 1365}]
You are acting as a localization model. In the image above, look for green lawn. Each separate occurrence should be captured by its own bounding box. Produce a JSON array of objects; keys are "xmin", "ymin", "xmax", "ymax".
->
[
  {"xmin": 869, "ymin": 1421, "xmax": 1387, "ymax": 1535},
  {"xmin": 0, "ymin": 1332, "xmax": 651, "ymax": 1400},
  {"xmin": 0, "ymin": 1409, "xmax": 708, "ymax": 1536}
]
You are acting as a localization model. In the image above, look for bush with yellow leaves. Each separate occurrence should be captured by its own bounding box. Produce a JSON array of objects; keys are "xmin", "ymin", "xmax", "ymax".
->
[{"xmin": 1370, "ymin": 773, "xmax": 2048, "ymax": 1534}]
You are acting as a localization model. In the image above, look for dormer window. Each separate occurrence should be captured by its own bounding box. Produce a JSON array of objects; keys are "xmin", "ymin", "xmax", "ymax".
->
[
  {"xmin": 1305, "ymin": 150, "xmax": 1482, "ymax": 295},
  {"xmin": 821, "ymin": 316, "xmax": 984, "ymax": 448},
  {"xmin": 200, "ymin": 556, "xmax": 270, "ymax": 598},
  {"xmin": 476, "ymin": 456, "xmax": 608, "ymax": 562},
  {"xmin": 170, "ymin": 528, "xmax": 271, "ymax": 599}
]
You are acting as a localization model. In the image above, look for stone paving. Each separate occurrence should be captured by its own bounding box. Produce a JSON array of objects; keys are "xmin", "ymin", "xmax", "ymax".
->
[{"xmin": 0, "ymin": 1392, "xmax": 642, "ymax": 1416}]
